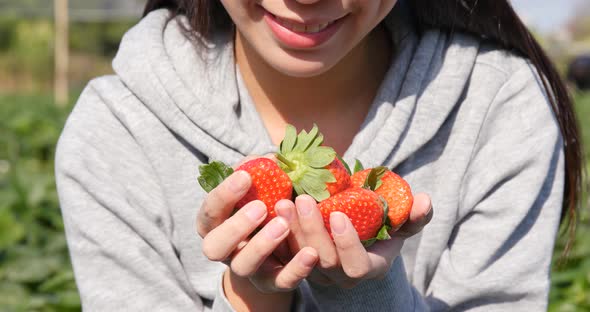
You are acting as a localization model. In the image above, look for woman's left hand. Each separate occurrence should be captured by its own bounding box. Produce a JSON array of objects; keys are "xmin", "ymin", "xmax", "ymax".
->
[{"xmin": 275, "ymin": 193, "xmax": 433, "ymax": 289}]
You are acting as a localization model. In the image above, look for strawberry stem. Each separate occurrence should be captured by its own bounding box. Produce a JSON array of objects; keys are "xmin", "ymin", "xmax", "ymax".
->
[{"xmin": 276, "ymin": 153, "xmax": 297, "ymax": 171}]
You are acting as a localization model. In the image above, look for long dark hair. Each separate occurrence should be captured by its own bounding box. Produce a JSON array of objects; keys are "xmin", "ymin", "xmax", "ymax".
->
[{"xmin": 143, "ymin": 0, "xmax": 585, "ymax": 250}]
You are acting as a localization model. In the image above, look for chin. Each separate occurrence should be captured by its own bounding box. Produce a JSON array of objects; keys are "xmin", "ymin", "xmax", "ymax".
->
[
  {"xmin": 264, "ymin": 50, "xmax": 339, "ymax": 78},
  {"xmin": 270, "ymin": 60, "xmax": 331, "ymax": 78}
]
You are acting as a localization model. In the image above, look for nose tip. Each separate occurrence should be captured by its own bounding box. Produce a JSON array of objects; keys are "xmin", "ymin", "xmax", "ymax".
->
[{"xmin": 295, "ymin": 0, "xmax": 321, "ymax": 4}]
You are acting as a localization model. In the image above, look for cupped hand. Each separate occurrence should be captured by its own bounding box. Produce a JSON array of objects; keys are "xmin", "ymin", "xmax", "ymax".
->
[
  {"xmin": 196, "ymin": 167, "xmax": 319, "ymax": 294},
  {"xmin": 276, "ymin": 193, "xmax": 433, "ymax": 289}
]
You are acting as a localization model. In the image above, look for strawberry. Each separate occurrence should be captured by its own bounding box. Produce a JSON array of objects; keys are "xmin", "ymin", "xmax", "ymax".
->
[
  {"xmin": 325, "ymin": 157, "xmax": 351, "ymax": 196},
  {"xmin": 318, "ymin": 187, "xmax": 386, "ymax": 242},
  {"xmin": 197, "ymin": 158, "xmax": 292, "ymax": 225},
  {"xmin": 351, "ymin": 167, "xmax": 413, "ymax": 231},
  {"xmin": 235, "ymin": 158, "xmax": 293, "ymax": 224},
  {"xmin": 275, "ymin": 124, "xmax": 342, "ymax": 201}
]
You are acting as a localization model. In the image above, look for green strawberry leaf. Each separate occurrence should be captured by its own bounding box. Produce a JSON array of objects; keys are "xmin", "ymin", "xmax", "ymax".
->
[
  {"xmin": 354, "ymin": 159, "xmax": 364, "ymax": 174},
  {"xmin": 375, "ymin": 224, "xmax": 392, "ymax": 240},
  {"xmin": 361, "ymin": 196, "xmax": 391, "ymax": 248},
  {"xmin": 380, "ymin": 195, "xmax": 391, "ymax": 226},
  {"xmin": 362, "ymin": 238, "xmax": 377, "ymax": 248},
  {"xmin": 197, "ymin": 161, "xmax": 234, "ymax": 193},
  {"xmin": 310, "ymin": 133, "xmax": 325, "ymax": 149},
  {"xmin": 363, "ymin": 166, "xmax": 387, "ymax": 190},
  {"xmin": 306, "ymin": 146, "xmax": 336, "ymax": 168},
  {"xmin": 280, "ymin": 124, "xmax": 297, "ymax": 155},
  {"xmin": 294, "ymin": 125, "xmax": 320, "ymax": 152},
  {"xmin": 361, "ymin": 225, "xmax": 392, "ymax": 248},
  {"xmin": 299, "ymin": 169, "xmax": 334, "ymax": 201},
  {"xmin": 337, "ymin": 155, "xmax": 352, "ymax": 176}
]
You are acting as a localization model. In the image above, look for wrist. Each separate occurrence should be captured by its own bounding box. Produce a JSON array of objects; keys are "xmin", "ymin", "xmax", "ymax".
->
[{"xmin": 222, "ymin": 269, "xmax": 294, "ymax": 312}]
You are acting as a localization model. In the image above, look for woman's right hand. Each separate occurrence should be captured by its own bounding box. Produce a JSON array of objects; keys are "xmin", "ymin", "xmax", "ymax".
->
[{"xmin": 196, "ymin": 169, "xmax": 319, "ymax": 303}]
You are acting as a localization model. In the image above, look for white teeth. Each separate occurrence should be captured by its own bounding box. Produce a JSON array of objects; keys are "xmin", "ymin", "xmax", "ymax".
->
[
  {"xmin": 292, "ymin": 23, "xmax": 306, "ymax": 32},
  {"xmin": 274, "ymin": 16, "xmax": 332, "ymax": 33}
]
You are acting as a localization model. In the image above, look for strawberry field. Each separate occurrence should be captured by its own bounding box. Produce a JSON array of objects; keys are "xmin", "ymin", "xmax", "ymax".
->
[{"xmin": 0, "ymin": 91, "xmax": 588, "ymax": 311}]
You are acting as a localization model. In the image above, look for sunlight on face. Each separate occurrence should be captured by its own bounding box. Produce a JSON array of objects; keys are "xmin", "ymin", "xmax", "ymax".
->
[{"xmin": 219, "ymin": 0, "xmax": 398, "ymax": 77}]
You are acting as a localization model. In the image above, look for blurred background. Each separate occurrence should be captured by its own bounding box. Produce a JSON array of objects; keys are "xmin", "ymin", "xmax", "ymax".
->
[{"xmin": 0, "ymin": 0, "xmax": 588, "ymax": 311}]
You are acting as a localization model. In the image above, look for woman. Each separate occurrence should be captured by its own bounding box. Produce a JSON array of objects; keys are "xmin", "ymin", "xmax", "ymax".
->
[{"xmin": 55, "ymin": 0, "xmax": 583, "ymax": 311}]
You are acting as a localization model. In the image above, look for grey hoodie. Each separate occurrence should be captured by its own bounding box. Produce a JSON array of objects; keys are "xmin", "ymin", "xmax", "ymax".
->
[{"xmin": 55, "ymin": 3, "xmax": 564, "ymax": 311}]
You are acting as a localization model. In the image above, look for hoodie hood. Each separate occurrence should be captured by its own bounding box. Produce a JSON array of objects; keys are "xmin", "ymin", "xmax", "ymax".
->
[{"xmin": 112, "ymin": 3, "xmax": 480, "ymax": 168}]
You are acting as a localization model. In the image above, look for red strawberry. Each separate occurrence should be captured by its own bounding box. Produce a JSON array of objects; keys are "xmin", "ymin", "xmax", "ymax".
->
[
  {"xmin": 351, "ymin": 168, "xmax": 413, "ymax": 231},
  {"xmin": 318, "ymin": 187, "xmax": 385, "ymax": 241},
  {"xmin": 235, "ymin": 158, "xmax": 293, "ymax": 224},
  {"xmin": 325, "ymin": 158, "xmax": 351, "ymax": 196}
]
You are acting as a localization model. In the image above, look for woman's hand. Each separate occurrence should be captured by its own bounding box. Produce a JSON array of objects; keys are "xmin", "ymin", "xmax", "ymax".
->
[
  {"xmin": 276, "ymin": 193, "xmax": 433, "ymax": 289},
  {"xmin": 196, "ymin": 169, "xmax": 319, "ymax": 309}
]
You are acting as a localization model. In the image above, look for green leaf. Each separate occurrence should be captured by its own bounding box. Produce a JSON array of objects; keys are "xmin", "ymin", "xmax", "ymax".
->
[
  {"xmin": 39, "ymin": 271, "xmax": 76, "ymax": 292},
  {"xmin": 362, "ymin": 238, "xmax": 377, "ymax": 248},
  {"xmin": 376, "ymin": 224, "xmax": 392, "ymax": 240},
  {"xmin": 361, "ymin": 225, "xmax": 391, "ymax": 248},
  {"xmin": 3, "ymin": 254, "xmax": 62, "ymax": 283},
  {"xmin": 54, "ymin": 290, "xmax": 82, "ymax": 309},
  {"xmin": 197, "ymin": 161, "xmax": 234, "ymax": 192},
  {"xmin": 306, "ymin": 146, "xmax": 336, "ymax": 168},
  {"xmin": 0, "ymin": 207, "xmax": 25, "ymax": 249},
  {"xmin": 280, "ymin": 124, "xmax": 297, "ymax": 154},
  {"xmin": 294, "ymin": 125, "xmax": 319, "ymax": 152},
  {"xmin": 309, "ymin": 133, "xmax": 325, "ymax": 149},
  {"xmin": 299, "ymin": 169, "xmax": 334, "ymax": 201},
  {"xmin": 337, "ymin": 155, "xmax": 351, "ymax": 176},
  {"xmin": 380, "ymin": 196, "xmax": 391, "ymax": 226},
  {"xmin": 0, "ymin": 282, "xmax": 29, "ymax": 309},
  {"xmin": 354, "ymin": 159, "xmax": 364, "ymax": 173},
  {"xmin": 292, "ymin": 183, "xmax": 306, "ymax": 197},
  {"xmin": 363, "ymin": 166, "xmax": 387, "ymax": 191}
]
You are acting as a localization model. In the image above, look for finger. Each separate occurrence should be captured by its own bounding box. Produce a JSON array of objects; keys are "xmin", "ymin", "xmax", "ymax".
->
[
  {"xmin": 230, "ymin": 217, "xmax": 290, "ymax": 277},
  {"xmin": 197, "ymin": 171, "xmax": 251, "ymax": 237},
  {"xmin": 366, "ymin": 237, "xmax": 404, "ymax": 280},
  {"xmin": 395, "ymin": 193, "xmax": 433, "ymax": 238},
  {"xmin": 269, "ymin": 247, "xmax": 318, "ymax": 291},
  {"xmin": 330, "ymin": 212, "xmax": 372, "ymax": 280},
  {"xmin": 275, "ymin": 199, "xmax": 306, "ymax": 253},
  {"xmin": 295, "ymin": 195, "xmax": 340, "ymax": 269},
  {"xmin": 202, "ymin": 200, "xmax": 267, "ymax": 262}
]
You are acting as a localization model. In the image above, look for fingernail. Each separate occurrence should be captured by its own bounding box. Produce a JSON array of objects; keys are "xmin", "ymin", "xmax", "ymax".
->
[
  {"xmin": 275, "ymin": 202, "xmax": 293, "ymax": 221},
  {"xmin": 229, "ymin": 171, "xmax": 250, "ymax": 193},
  {"xmin": 296, "ymin": 196, "xmax": 313, "ymax": 217},
  {"xmin": 330, "ymin": 212, "xmax": 347, "ymax": 235},
  {"xmin": 244, "ymin": 202, "xmax": 266, "ymax": 222},
  {"xmin": 300, "ymin": 250, "xmax": 318, "ymax": 267},
  {"xmin": 266, "ymin": 218, "xmax": 288, "ymax": 239}
]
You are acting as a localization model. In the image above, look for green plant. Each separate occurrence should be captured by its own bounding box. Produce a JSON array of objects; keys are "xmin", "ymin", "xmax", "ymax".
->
[
  {"xmin": 0, "ymin": 93, "xmax": 80, "ymax": 311},
  {"xmin": 549, "ymin": 91, "xmax": 590, "ymax": 311}
]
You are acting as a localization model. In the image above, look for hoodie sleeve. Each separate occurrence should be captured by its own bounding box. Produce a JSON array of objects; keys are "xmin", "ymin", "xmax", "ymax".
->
[
  {"xmin": 307, "ymin": 64, "xmax": 564, "ymax": 311},
  {"xmin": 55, "ymin": 83, "xmax": 237, "ymax": 312},
  {"xmin": 424, "ymin": 65, "xmax": 564, "ymax": 311}
]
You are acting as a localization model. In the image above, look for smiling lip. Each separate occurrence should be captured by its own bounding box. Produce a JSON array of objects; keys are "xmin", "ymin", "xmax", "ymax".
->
[{"xmin": 263, "ymin": 11, "xmax": 345, "ymax": 49}]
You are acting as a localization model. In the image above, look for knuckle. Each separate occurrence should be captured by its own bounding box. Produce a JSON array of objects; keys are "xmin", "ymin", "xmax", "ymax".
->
[
  {"xmin": 344, "ymin": 265, "xmax": 370, "ymax": 280},
  {"xmin": 230, "ymin": 262, "xmax": 252, "ymax": 278},
  {"xmin": 275, "ymin": 274, "xmax": 298, "ymax": 291},
  {"xmin": 334, "ymin": 236, "xmax": 359, "ymax": 250},
  {"xmin": 196, "ymin": 223, "xmax": 207, "ymax": 238},
  {"xmin": 201, "ymin": 236, "xmax": 228, "ymax": 262},
  {"xmin": 201, "ymin": 201, "xmax": 225, "ymax": 222},
  {"xmin": 318, "ymin": 257, "xmax": 340, "ymax": 270}
]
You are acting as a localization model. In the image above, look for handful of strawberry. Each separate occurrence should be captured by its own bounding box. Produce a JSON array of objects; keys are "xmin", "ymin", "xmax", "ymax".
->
[{"xmin": 197, "ymin": 125, "xmax": 413, "ymax": 246}]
